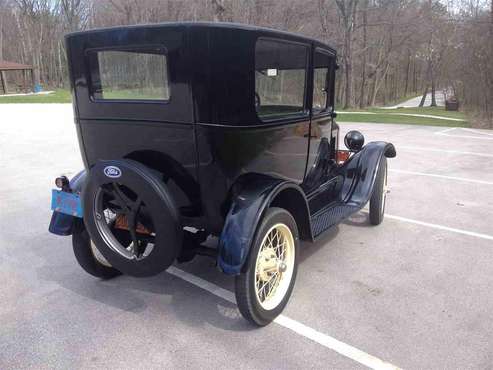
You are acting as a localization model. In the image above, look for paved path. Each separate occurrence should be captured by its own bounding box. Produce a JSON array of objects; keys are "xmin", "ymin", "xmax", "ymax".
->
[
  {"xmin": 338, "ymin": 111, "xmax": 465, "ymax": 122},
  {"xmin": 382, "ymin": 91, "xmax": 445, "ymax": 109}
]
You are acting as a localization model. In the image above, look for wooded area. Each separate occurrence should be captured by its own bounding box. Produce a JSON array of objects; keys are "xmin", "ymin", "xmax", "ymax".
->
[{"xmin": 0, "ymin": 0, "xmax": 491, "ymax": 125}]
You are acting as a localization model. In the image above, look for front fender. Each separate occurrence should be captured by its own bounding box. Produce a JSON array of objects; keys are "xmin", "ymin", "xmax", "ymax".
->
[
  {"xmin": 218, "ymin": 174, "xmax": 307, "ymax": 275},
  {"xmin": 338, "ymin": 141, "xmax": 396, "ymax": 207},
  {"xmin": 48, "ymin": 170, "xmax": 87, "ymax": 236}
]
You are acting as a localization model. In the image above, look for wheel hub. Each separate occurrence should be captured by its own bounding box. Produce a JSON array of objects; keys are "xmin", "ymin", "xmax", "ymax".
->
[{"xmin": 257, "ymin": 247, "xmax": 280, "ymax": 281}]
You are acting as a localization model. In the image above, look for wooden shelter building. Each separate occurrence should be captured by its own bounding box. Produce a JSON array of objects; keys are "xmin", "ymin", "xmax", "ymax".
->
[{"xmin": 0, "ymin": 61, "xmax": 35, "ymax": 94}]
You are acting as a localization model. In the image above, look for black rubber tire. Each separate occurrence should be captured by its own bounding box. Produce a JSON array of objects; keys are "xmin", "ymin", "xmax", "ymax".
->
[
  {"xmin": 83, "ymin": 159, "xmax": 182, "ymax": 277},
  {"xmin": 369, "ymin": 156, "xmax": 387, "ymax": 225},
  {"xmin": 72, "ymin": 228, "xmax": 121, "ymax": 279},
  {"xmin": 235, "ymin": 207, "xmax": 299, "ymax": 326}
]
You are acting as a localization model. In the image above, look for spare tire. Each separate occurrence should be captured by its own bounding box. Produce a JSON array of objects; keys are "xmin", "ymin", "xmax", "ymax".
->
[{"xmin": 82, "ymin": 159, "xmax": 182, "ymax": 277}]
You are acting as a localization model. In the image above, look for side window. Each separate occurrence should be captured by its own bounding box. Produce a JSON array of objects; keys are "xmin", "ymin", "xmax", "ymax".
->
[
  {"xmin": 88, "ymin": 47, "xmax": 169, "ymax": 101},
  {"xmin": 255, "ymin": 39, "xmax": 308, "ymax": 120},
  {"xmin": 312, "ymin": 50, "xmax": 332, "ymax": 114}
]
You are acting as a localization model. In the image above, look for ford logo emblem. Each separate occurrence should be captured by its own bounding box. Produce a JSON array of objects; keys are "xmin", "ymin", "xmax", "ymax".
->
[{"xmin": 104, "ymin": 166, "xmax": 122, "ymax": 178}]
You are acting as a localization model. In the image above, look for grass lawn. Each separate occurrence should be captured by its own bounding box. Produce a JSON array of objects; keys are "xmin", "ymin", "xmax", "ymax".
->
[
  {"xmin": 0, "ymin": 89, "xmax": 72, "ymax": 103},
  {"xmin": 338, "ymin": 106, "xmax": 468, "ymax": 127},
  {"xmin": 0, "ymin": 89, "xmax": 470, "ymax": 127}
]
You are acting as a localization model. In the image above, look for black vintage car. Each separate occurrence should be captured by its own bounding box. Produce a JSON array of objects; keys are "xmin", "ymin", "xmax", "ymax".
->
[{"xmin": 49, "ymin": 22, "xmax": 395, "ymax": 326}]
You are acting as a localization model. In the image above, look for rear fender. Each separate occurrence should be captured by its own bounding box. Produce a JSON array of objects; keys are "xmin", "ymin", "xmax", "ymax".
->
[
  {"xmin": 48, "ymin": 170, "xmax": 86, "ymax": 236},
  {"xmin": 338, "ymin": 141, "xmax": 396, "ymax": 207},
  {"xmin": 218, "ymin": 174, "xmax": 310, "ymax": 275}
]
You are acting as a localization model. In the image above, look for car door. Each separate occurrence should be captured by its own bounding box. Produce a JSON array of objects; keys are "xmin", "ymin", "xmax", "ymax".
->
[
  {"xmin": 304, "ymin": 48, "xmax": 336, "ymax": 193},
  {"xmin": 249, "ymin": 37, "xmax": 311, "ymax": 183}
]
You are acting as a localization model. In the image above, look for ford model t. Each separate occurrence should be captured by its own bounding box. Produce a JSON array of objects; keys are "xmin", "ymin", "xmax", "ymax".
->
[{"xmin": 49, "ymin": 22, "xmax": 395, "ymax": 326}]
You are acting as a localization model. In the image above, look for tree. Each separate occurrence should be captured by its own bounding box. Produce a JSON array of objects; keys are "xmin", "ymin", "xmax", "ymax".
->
[
  {"xmin": 334, "ymin": 0, "xmax": 359, "ymax": 109},
  {"xmin": 212, "ymin": 0, "xmax": 227, "ymax": 22}
]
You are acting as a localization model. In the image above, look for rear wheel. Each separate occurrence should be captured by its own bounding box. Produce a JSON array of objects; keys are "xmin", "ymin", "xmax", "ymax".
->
[
  {"xmin": 72, "ymin": 227, "xmax": 121, "ymax": 279},
  {"xmin": 369, "ymin": 157, "xmax": 388, "ymax": 225},
  {"xmin": 235, "ymin": 207, "xmax": 299, "ymax": 326}
]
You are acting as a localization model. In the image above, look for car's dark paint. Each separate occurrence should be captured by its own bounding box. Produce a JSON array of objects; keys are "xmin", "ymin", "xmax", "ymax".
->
[
  {"xmin": 195, "ymin": 120, "xmax": 311, "ymax": 233},
  {"xmin": 338, "ymin": 142, "xmax": 396, "ymax": 207},
  {"xmin": 80, "ymin": 121, "xmax": 199, "ymax": 212},
  {"xmin": 51, "ymin": 22, "xmax": 396, "ymax": 275},
  {"xmin": 307, "ymin": 142, "xmax": 396, "ymax": 218},
  {"xmin": 218, "ymin": 174, "xmax": 310, "ymax": 274}
]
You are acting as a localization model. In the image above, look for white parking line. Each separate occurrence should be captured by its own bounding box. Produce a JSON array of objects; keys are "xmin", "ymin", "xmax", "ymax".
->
[
  {"xmin": 436, "ymin": 127, "xmax": 493, "ymax": 138},
  {"xmin": 435, "ymin": 127, "xmax": 493, "ymax": 141},
  {"xmin": 384, "ymin": 214, "xmax": 493, "ymax": 241},
  {"xmin": 398, "ymin": 146, "xmax": 493, "ymax": 158},
  {"xmin": 461, "ymin": 128, "xmax": 493, "ymax": 137},
  {"xmin": 167, "ymin": 266, "xmax": 401, "ymax": 370},
  {"xmin": 390, "ymin": 169, "xmax": 493, "ymax": 185},
  {"xmin": 436, "ymin": 127, "xmax": 457, "ymax": 134},
  {"xmin": 438, "ymin": 133, "xmax": 493, "ymax": 141}
]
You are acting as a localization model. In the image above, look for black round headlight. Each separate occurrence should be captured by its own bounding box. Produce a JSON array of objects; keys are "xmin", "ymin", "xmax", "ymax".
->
[{"xmin": 344, "ymin": 130, "xmax": 365, "ymax": 152}]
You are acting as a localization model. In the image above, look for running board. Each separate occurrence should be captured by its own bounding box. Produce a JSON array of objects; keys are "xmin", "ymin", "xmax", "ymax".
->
[{"xmin": 310, "ymin": 203, "xmax": 360, "ymax": 238}]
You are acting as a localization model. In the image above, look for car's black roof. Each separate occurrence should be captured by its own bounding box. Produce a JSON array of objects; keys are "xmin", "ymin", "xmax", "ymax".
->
[
  {"xmin": 66, "ymin": 21, "xmax": 336, "ymax": 53},
  {"xmin": 66, "ymin": 21, "xmax": 338, "ymax": 126}
]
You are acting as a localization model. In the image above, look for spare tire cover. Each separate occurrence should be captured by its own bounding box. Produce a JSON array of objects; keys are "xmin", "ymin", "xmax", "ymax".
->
[{"xmin": 83, "ymin": 159, "xmax": 182, "ymax": 277}]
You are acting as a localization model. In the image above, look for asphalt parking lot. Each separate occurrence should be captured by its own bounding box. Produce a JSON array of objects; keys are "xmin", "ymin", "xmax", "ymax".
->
[{"xmin": 1, "ymin": 104, "xmax": 493, "ymax": 369}]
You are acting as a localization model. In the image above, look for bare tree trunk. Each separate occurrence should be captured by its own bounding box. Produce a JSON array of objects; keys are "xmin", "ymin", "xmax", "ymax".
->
[
  {"xmin": 369, "ymin": 61, "xmax": 390, "ymax": 106},
  {"xmin": 212, "ymin": 0, "xmax": 226, "ymax": 22},
  {"xmin": 430, "ymin": 75, "xmax": 437, "ymax": 106},
  {"xmin": 343, "ymin": 31, "xmax": 353, "ymax": 108},
  {"xmin": 0, "ymin": 71, "xmax": 7, "ymax": 94},
  {"xmin": 358, "ymin": 0, "xmax": 368, "ymax": 109},
  {"xmin": 404, "ymin": 49, "xmax": 411, "ymax": 97},
  {"xmin": 419, "ymin": 86, "xmax": 428, "ymax": 107},
  {"xmin": 0, "ymin": 14, "xmax": 3, "ymax": 61},
  {"xmin": 382, "ymin": 73, "xmax": 387, "ymax": 105},
  {"xmin": 367, "ymin": 72, "xmax": 376, "ymax": 106},
  {"xmin": 413, "ymin": 60, "xmax": 418, "ymax": 94},
  {"xmin": 420, "ymin": 32, "xmax": 433, "ymax": 108},
  {"xmin": 335, "ymin": 0, "xmax": 359, "ymax": 109}
]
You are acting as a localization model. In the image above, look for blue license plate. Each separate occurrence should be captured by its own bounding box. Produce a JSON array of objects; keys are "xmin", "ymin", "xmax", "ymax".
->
[{"xmin": 51, "ymin": 190, "xmax": 83, "ymax": 218}]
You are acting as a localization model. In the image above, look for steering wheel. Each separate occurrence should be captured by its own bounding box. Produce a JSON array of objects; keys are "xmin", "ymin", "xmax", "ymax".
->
[{"xmin": 254, "ymin": 92, "xmax": 261, "ymax": 109}]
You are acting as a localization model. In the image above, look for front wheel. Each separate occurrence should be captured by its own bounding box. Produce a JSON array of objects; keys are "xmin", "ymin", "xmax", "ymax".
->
[
  {"xmin": 235, "ymin": 207, "xmax": 299, "ymax": 326},
  {"xmin": 369, "ymin": 157, "xmax": 388, "ymax": 225}
]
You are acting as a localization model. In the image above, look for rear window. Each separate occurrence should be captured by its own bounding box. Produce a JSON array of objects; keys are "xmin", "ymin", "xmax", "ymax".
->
[
  {"xmin": 88, "ymin": 47, "xmax": 169, "ymax": 101},
  {"xmin": 255, "ymin": 39, "xmax": 308, "ymax": 120}
]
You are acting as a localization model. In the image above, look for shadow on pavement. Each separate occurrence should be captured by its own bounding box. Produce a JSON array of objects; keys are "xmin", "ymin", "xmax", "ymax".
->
[{"xmin": 35, "ymin": 235, "xmax": 255, "ymax": 333}]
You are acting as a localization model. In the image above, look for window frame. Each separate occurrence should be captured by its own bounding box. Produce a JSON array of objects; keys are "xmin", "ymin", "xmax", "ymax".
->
[
  {"xmin": 254, "ymin": 37, "xmax": 310, "ymax": 123},
  {"xmin": 312, "ymin": 47, "xmax": 335, "ymax": 116},
  {"xmin": 85, "ymin": 44, "xmax": 171, "ymax": 104}
]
